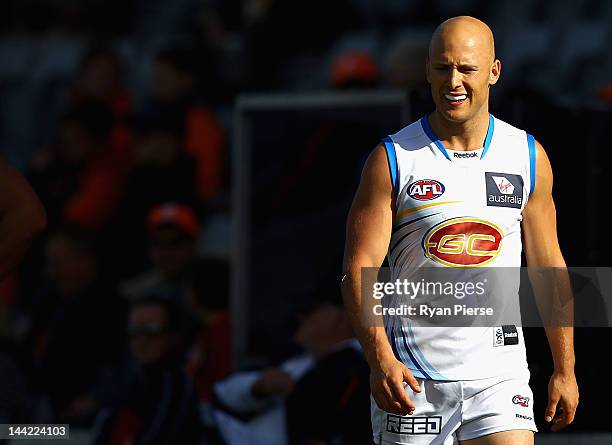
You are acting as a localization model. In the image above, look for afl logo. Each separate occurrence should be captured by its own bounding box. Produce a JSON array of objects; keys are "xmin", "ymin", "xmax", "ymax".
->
[
  {"xmin": 408, "ymin": 179, "xmax": 445, "ymax": 201},
  {"xmin": 422, "ymin": 218, "xmax": 503, "ymax": 267}
]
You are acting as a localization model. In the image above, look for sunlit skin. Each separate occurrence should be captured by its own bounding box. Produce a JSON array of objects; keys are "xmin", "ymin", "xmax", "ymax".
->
[{"xmin": 426, "ymin": 16, "xmax": 501, "ymax": 151}]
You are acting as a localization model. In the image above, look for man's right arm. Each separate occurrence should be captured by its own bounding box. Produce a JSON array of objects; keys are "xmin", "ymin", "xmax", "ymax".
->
[
  {"xmin": 0, "ymin": 159, "xmax": 46, "ymax": 279},
  {"xmin": 341, "ymin": 144, "xmax": 420, "ymax": 416}
]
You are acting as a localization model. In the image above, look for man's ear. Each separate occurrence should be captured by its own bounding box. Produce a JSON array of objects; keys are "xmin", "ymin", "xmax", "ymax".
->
[
  {"xmin": 489, "ymin": 59, "xmax": 501, "ymax": 86},
  {"xmin": 425, "ymin": 56, "xmax": 431, "ymax": 84}
]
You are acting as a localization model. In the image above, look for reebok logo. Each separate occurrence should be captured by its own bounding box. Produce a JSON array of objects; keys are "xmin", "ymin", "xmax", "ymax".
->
[{"xmin": 453, "ymin": 151, "xmax": 478, "ymax": 158}]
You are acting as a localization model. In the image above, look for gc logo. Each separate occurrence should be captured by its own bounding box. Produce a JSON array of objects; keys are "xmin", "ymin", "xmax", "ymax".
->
[{"xmin": 422, "ymin": 218, "xmax": 503, "ymax": 267}]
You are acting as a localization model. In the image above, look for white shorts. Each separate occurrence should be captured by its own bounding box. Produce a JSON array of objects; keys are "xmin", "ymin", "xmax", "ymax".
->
[{"xmin": 371, "ymin": 373, "xmax": 537, "ymax": 444}]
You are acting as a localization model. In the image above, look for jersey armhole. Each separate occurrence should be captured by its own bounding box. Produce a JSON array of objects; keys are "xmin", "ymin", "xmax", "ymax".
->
[
  {"xmin": 382, "ymin": 136, "xmax": 399, "ymax": 198},
  {"xmin": 526, "ymin": 133, "xmax": 536, "ymax": 196}
]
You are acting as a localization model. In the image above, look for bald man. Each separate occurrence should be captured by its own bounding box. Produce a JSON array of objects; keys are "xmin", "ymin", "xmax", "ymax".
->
[{"xmin": 342, "ymin": 16, "xmax": 578, "ymax": 445}]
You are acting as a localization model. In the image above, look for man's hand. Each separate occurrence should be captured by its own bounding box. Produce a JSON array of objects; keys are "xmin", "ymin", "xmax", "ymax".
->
[
  {"xmin": 545, "ymin": 371, "xmax": 579, "ymax": 432},
  {"xmin": 370, "ymin": 356, "xmax": 421, "ymax": 416},
  {"xmin": 251, "ymin": 367, "xmax": 295, "ymax": 398}
]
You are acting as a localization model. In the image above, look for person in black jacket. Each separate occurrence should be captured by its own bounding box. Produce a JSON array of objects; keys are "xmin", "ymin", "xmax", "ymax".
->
[
  {"xmin": 213, "ymin": 291, "xmax": 371, "ymax": 445},
  {"xmin": 93, "ymin": 296, "xmax": 202, "ymax": 445}
]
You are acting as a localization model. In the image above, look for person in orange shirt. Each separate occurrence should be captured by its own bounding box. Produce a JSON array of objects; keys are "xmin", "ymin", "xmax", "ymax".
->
[
  {"xmin": 29, "ymin": 100, "xmax": 126, "ymax": 231},
  {"xmin": 149, "ymin": 47, "xmax": 225, "ymax": 203}
]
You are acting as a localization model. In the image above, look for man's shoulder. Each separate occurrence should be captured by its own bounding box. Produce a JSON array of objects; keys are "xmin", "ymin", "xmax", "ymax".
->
[
  {"xmin": 492, "ymin": 115, "xmax": 529, "ymax": 140},
  {"xmin": 386, "ymin": 117, "xmax": 429, "ymax": 149}
]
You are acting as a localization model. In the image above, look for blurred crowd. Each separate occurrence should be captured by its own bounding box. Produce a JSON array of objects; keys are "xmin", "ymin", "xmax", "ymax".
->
[
  {"xmin": 0, "ymin": 0, "xmax": 387, "ymax": 441},
  {"xmin": 0, "ymin": 36, "xmax": 375, "ymax": 443}
]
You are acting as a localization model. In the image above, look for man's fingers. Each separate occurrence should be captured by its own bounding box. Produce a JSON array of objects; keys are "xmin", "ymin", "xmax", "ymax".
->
[
  {"xmin": 373, "ymin": 386, "xmax": 405, "ymax": 415},
  {"xmin": 559, "ymin": 399, "xmax": 577, "ymax": 428},
  {"xmin": 402, "ymin": 367, "xmax": 421, "ymax": 393},
  {"xmin": 549, "ymin": 403, "xmax": 576, "ymax": 432},
  {"xmin": 564, "ymin": 404, "xmax": 576, "ymax": 426},
  {"xmin": 371, "ymin": 362, "xmax": 421, "ymax": 416},
  {"xmin": 548, "ymin": 396, "xmax": 578, "ymax": 432},
  {"xmin": 551, "ymin": 414, "xmax": 569, "ymax": 432},
  {"xmin": 372, "ymin": 391, "xmax": 387, "ymax": 411},
  {"xmin": 374, "ymin": 381, "xmax": 402, "ymax": 414},
  {"xmin": 373, "ymin": 389, "xmax": 393, "ymax": 412},
  {"xmin": 388, "ymin": 379, "xmax": 415, "ymax": 414},
  {"xmin": 544, "ymin": 397, "xmax": 559, "ymax": 423}
]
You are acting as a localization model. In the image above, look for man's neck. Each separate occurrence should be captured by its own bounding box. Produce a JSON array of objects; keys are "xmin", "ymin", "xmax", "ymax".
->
[{"xmin": 428, "ymin": 109, "xmax": 490, "ymax": 151}]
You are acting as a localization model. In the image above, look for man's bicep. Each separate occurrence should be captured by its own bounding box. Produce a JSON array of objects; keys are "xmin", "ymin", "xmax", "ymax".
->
[
  {"xmin": 344, "ymin": 145, "xmax": 394, "ymax": 269},
  {"xmin": 522, "ymin": 140, "xmax": 565, "ymax": 267}
]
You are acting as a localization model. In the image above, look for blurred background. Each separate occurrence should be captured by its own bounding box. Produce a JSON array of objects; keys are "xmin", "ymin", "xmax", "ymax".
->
[{"xmin": 0, "ymin": 0, "xmax": 611, "ymax": 443}]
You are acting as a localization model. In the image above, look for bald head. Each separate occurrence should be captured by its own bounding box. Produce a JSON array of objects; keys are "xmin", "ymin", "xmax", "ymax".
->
[
  {"xmin": 429, "ymin": 16, "xmax": 495, "ymax": 63},
  {"xmin": 426, "ymin": 16, "xmax": 500, "ymax": 124}
]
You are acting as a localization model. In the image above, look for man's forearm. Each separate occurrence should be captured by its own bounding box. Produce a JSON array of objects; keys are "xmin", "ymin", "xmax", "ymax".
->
[
  {"xmin": 341, "ymin": 268, "xmax": 394, "ymax": 368},
  {"xmin": 528, "ymin": 266, "xmax": 575, "ymax": 374},
  {"xmin": 544, "ymin": 326, "xmax": 575, "ymax": 374}
]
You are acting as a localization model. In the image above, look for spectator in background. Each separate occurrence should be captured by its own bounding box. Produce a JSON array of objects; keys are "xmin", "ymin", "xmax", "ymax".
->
[
  {"xmin": 120, "ymin": 203, "xmax": 200, "ymax": 302},
  {"xmin": 244, "ymin": 0, "xmax": 365, "ymax": 90},
  {"xmin": 186, "ymin": 258, "xmax": 232, "ymax": 402},
  {"xmin": 212, "ymin": 293, "xmax": 370, "ymax": 445},
  {"xmin": 21, "ymin": 225, "xmax": 126, "ymax": 425},
  {"xmin": 284, "ymin": 299, "xmax": 371, "ymax": 445},
  {"xmin": 258, "ymin": 51, "xmax": 380, "ymax": 220},
  {"xmin": 71, "ymin": 47, "xmax": 132, "ymax": 118},
  {"xmin": 383, "ymin": 37, "xmax": 434, "ymax": 118},
  {"xmin": 28, "ymin": 100, "xmax": 127, "ymax": 231},
  {"xmin": 103, "ymin": 112, "xmax": 200, "ymax": 278},
  {"xmin": 93, "ymin": 296, "xmax": 202, "ymax": 445},
  {"xmin": 69, "ymin": 46, "xmax": 134, "ymax": 170},
  {"xmin": 330, "ymin": 50, "xmax": 379, "ymax": 90},
  {"xmin": 148, "ymin": 46, "xmax": 225, "ymax": 203}
]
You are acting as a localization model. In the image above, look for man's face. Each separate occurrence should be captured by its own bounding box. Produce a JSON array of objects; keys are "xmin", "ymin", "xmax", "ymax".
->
[
  {"xmin": 148, "ymin": 226, "xmax": 196, "ymax": 278},
  {"xmin": 426, "ymin": 32, "xmax": 500, "ymax": 123},
  {"xmin": 128, "ymin": 303, "xmax": 173, "ymax": 366},
  {"xmin": 295, "ymin": 304, "xmax": 340, "ymax": 353}
]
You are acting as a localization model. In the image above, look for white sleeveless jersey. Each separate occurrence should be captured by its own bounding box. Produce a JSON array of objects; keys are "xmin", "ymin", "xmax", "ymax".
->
[{"xmin": 382, "ymin": 114, "xmax": 536, "ymax": 380}]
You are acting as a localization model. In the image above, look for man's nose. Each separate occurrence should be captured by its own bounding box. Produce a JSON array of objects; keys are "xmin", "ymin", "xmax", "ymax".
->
[{"xmin": 449, "ymin": 68, "xmax": 462, "ymax": 89}]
